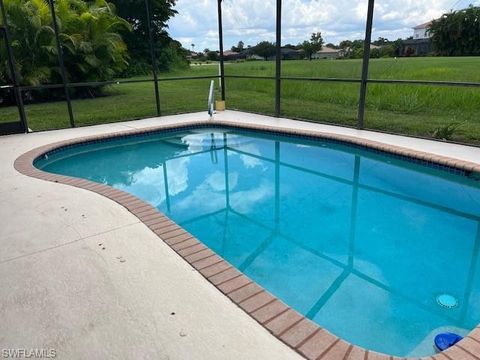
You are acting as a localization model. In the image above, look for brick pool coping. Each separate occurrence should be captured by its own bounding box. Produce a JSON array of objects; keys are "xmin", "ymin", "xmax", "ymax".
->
[{"xmin": 14, "ymin": 119, "xmax": 480, "ymax": 360}]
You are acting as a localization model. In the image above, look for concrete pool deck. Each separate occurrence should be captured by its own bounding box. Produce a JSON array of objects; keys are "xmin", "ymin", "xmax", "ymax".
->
[{"xmin": 1, "ymin": 111, "xmax": 480, "ymax": 359}]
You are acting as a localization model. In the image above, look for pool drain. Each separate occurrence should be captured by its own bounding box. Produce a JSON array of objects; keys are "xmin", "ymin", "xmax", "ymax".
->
[{"xmin": 436, "ymin": 294, "xmax": 458, "ymax": 309}]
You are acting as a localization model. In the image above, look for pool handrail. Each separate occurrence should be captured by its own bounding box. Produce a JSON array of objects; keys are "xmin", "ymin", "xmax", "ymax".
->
[{"xmin": 208, "ymin": 80, "xmax": 215, "ymax": 119}]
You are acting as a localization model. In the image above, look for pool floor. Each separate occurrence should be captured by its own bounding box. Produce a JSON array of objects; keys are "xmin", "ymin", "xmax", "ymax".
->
[{"xmin": 35, "ymin": 127, "xmax": 480, "ymax": 357}]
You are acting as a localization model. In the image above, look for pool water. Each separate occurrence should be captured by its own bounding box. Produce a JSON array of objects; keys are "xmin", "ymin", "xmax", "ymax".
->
[{"xmin": 36, "ymin": 127, "xmax": 480, "ymax": 357}]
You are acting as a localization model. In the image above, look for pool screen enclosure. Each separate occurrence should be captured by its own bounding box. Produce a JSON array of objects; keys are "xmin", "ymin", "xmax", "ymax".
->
[{"xmin": 0, "ymin": 0, "xmax": 480, "ymax": 135}]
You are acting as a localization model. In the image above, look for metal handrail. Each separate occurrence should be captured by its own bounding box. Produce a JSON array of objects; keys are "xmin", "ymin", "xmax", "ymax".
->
[{"xmin": 208, "ymin": 80, "xmax": 215, "ymax": 118}]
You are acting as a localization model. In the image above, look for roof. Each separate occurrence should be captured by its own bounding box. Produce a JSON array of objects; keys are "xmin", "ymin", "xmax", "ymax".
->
[
  {"xmin": 281, "ymin": 47, "xmax": 301, "ymax": 54},
  {"xmin": 341, "ymin": 44, "xmax": 382, "ymax": 53},
  {"xmin": 403, "ymin": 38, "xmax": 431, "ymax": 44},
  {"xmin": 413, "ymin": 21, "xmax": 433, "ymax": 30},
  {"xmin": 223, "ymin": 50, "xmax": 239, "ymax": 56},
  {"xmin": 316, "ymin": 46, "xmax": 340, "ymax": 53}
]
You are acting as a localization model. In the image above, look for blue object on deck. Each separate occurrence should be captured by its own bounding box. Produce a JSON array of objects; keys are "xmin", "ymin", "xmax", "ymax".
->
[{"xmin": 434, "ymin": 333, "xmax": 463, "ymax": 351}]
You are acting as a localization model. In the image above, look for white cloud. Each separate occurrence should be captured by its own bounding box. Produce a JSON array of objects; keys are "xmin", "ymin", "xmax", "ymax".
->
[{"xmin": 168, "ymin": 0, "xmax": 456, "ymax": 50}]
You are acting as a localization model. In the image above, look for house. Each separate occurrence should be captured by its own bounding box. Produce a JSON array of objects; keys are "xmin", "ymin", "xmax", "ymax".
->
[
  {"xmin": 246, "ymin": 53, "xmax": 264, "ymax": 60},
  {"xmin": 238, "ymin": 49, "xmax": 263, "ymax": 60},
  {"xmin": 403, "ymin": 21, "xmax": 434, "ymax": 56},
  {"xmin": 280, "ymin": 48, "xmax": 303, "ymax": 60},
  {"xmin": 312, "ymin": 46, "xmax": 341, "ymax": 59},
  {"xmin": 222, "ymin": 50, "xmax": 246, "ymax": 61},
  {"xmin": 403, "ymin": 38, "xmax": 431, "ymax": 56},
  {"xmin": 267, "ymin": 48, "xmax": 303, "ymax": 60},
  {"xmin": 186, "ymin": 51, "xmax": 200, "ymax": 60},
  {"xmin": 265, "ymin": 47, "xmax": 303, "ymax": 61},
  {"xmin": 413, "ymin": 21, "xmax": 433, "ymax": 39},
  {"xmin": 339, "ymin": 44, "xmax": 381, "ymax": 58}
]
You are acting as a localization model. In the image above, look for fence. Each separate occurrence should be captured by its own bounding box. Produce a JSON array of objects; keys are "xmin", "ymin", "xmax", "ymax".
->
[{"xmin": 0, "ymin": 0, "xmax": 479, "ymax": 145}]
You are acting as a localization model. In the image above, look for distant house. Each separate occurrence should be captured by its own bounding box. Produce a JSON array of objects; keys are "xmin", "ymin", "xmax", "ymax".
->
[
  {"xmin": 312, "ymin": 46, "xmax": 341, "ymax": 59},
  {"xmin": 187, "ymin": 51, "xmax": 200, "ymax": 60},
  {"xmin": 413, "ymin": 21, "xmax": 433, "ymax": 39},
  {"xmin": 267, "ymin": 48, "xmax": 303, "ymax": 60},
  {"xmin": 239, "ymin": 49, "xmax": 263, "ymax": 60},
  {"xmin": 266, "ymin": 47, "xmax": 303, "ymax": 61},
  {"xmin": 246, "ymin": 53, "xmax": 264, "ymax": 60},
  {"xmin": 281, "ymin": 48, "xmax": 303, "ymax": 60},
  {"xmin": 403, "ymin": 38, "xmax": 431, "ymax": 56},
  {"xmin": 222, "ymin": 50, "xmax": 247, "ymax": 61},
  {"xmin": 339, "ymin": 44, "xmax": 381, "ymax": 58},
  {"xmin": 403, "ymin": 21, "xmax": 433, "ymax": 56}
]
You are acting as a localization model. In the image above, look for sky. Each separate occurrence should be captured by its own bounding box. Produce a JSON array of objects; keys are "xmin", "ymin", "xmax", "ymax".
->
[{"xmin": 167, "ymin": 0, "xmax": 478, "ymax": 51}]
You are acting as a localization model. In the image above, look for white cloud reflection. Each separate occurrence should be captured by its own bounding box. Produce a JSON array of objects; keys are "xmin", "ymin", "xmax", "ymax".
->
[
  {"xmin": 114, "ymin": 157, "xmax": 190, "ymax": 208},
  {"xmin": 114, "ymin": 132, "xmax": 274, "ymax": 215}
]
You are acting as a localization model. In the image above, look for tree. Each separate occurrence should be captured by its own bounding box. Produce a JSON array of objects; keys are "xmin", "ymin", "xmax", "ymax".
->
[
  {"xmin": 429, "ymin": 6, "xmax": 480, "ymax": 56},
  {"xmin": 392, "ymin": 39, "xmax": 404, "ymax": 57},
  {"xmin": 253, "ymin": 41, "xmax": 276, "ymax": 61},
  {"xmin": 372, "ymin": 37, "xmax": 389, "ymax": 46},
  {"xmin": 301, "ymin": 41, "xmax": 314, "ymax": 60},
  {"xmin": 301, "ymin": 32, "xmax": 324, "ymax": 60},
  {"xmin": 0, "ymin": 0, "xmax": 130, "ymax": 90},
  {"xmin": 206, "ymin": 51, "xmax": 219, "ymax": 61},
  {"xmin": 339, "ymin": 40, "xmax": 352, "ymax": 49},
  {"xmin": 370, "ymin": 47, "xmax": 381, "ymax": 59},
  {"xmin": 311, "ymin": 32, "xmax": 324, "ymax": 47},
  {"xmin": 110, "ymin": 0, "xmax": 186, "ymax": 72},
  {"xmin": 338, "ymin": 39, "xmax": 364, "ymax": 58},
  {"xmin": 325, "ymin": 43, "xmax": 338, "ymax": 49},
  {"xmin": 380, "ymin": 45, "xmax": 395, "ymax": 58},
  {"xmin": 231, "ymin": 41, "xmax": 244, "ymax": 53},
  {"xmin": 57, "ymin": 1, "xmax": 131, "ymax": 83},
  {"xmin": 283, "ymin": 43, "xmax": 299, "ymax": 50},
  {"xmin": 110, "ymin": 0, "xmax": 176, "ymax": 48}
]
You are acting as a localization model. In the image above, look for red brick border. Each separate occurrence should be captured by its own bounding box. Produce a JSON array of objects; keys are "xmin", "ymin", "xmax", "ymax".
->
[{"xmin": 13, "ymin": 120, "xmax": 480, "ymax": 360}]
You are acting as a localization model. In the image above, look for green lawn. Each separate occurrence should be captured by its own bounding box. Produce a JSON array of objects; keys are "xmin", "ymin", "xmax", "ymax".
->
[{"xmin": 1, "ymin": 57, "xmax": 479, "ymax": 144}]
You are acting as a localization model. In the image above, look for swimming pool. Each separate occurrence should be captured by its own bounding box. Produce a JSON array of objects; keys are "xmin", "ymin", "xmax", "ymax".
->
[{"xmin": 34, "ymin": 125, "xmax": 480, "ymax": 357}]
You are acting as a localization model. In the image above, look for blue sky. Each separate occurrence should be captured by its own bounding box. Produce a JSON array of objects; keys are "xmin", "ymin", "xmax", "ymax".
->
[{"xmin": 168, "ymin": 0, "xmax": 477, "ymax": 51}]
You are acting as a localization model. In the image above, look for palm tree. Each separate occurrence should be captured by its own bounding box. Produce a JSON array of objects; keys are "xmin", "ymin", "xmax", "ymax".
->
[
  {"xmin": 0, "ymin": 0, "xmax": 55, "ymax": 85},
  {"xmin": 52, "ymin": 0, "xmax": 131, "ymax": 83},
  {"xmin": 1, "ymin": 0, "xmax": 131, "ymax": 90},
  {"xmin": 429, "ymin": 6, "xmax": 480, "ymax": 56}
]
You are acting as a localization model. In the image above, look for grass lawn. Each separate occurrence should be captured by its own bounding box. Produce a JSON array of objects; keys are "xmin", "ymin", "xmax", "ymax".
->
[{"xmin": 1, "ymin": 57, "xmax": 479, "ymax": 144}]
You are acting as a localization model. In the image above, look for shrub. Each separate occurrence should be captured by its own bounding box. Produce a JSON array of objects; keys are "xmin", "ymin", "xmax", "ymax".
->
[
  {"xmin": 0, "ymin": 0, "xmax": 131, "ymax": 102},
  {"xmin": 433, "ymin": 121, "xmax": 466, "ymax": 141}
]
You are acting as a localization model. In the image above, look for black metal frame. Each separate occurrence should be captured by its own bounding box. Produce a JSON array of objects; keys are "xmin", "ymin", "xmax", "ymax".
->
[
  {"xmin": 275, "ymin": 0, "xmax": 282, "ymax": 117},
  {"xmin": 1, "ymin": 0, "xmax": 479, "ymax": 136},
  {"xmin": 219, "ymin": 0, "xmax": 480, "ymax": 128},
  {"xmin": 145, "ymin": 0, "xmax": 161, "ymax": 116},
  {"xmin": 48, "ymin": 0, "xmax": 75, "ymax": 128},
  {"xmin": 0, "ymin": 0, "xmax": 26, "ymax": 133},
  {"xmin": 217, "ymin": 0, "xmax": 226, "ymax": 101},
  {"xmin": 358, "ymin": 0, "xmax": 375, "ymax": 128}
]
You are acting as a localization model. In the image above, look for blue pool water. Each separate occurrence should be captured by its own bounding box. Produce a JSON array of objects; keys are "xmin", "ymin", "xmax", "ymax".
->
[{"xmin": 36, "ymin": 127, "xmax": 480, "ymax": 357}]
